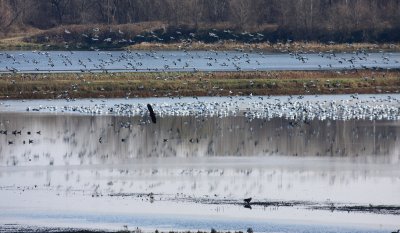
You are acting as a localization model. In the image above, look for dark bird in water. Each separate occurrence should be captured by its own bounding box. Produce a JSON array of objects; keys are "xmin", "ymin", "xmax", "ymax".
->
[
  {"xmin": 244, "ymin": 197, "xmax": 252, "ymax": 204},
  {"xmin": 189, "ymin": 138, "xmax": 199, "ymax": 143},
  {"xmin": 12, "ymin": 130, "xmax": 21, "ymax": 135},
  {"xmin": 243, "ymin": 198, "xmax": 252, "ymax": 209},
  {"xmin": 147, "ymin": 104, "xmax": 156, "ymax": 124}
]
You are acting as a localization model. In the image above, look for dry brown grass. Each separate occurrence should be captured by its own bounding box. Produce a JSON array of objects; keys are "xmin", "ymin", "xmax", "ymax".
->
[
  {"xmin": 42, "ymin": 21, "xmax": 167, "ymax": 37},
  {"xmin": 0, "ymin": 25, "xmax": 42, "ymax": 39},
  {"xmin": 0, "ymin": 36, "xmax": 44, "ymax": 50},
  {"xmin": 126, "ymin": 41, "xmax": 400, "ymax": 52},
  {"xmin": 178, "ymin": 22, "xmax": 279, "ymax": 33},
  {"xmin": 1, "ymin": 70, "xmax": 399, "ymax": 99}
]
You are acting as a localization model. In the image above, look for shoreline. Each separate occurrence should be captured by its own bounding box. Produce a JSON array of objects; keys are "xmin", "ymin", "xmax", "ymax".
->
[
  {"xmin": 1, "ymin": 36, "xmax": 400, "ymax": 53},
  {"xmin": 0, "ymin": 70, "xmax": 399, "ymax": 100},
  {"xmin": 125, "ymin": 41, "xmax": 400, "ymax": 53}
]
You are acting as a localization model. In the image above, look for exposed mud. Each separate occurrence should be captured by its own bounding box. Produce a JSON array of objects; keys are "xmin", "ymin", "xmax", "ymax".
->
[{"xmin": 109, "ymin": 192, "xmax": 400, "ymax": 216}]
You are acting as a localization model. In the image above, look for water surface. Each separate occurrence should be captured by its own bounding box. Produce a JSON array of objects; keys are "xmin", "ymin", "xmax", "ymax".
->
[
  {"xmin": 1, "ymin": 51, "xmax": 399, "ymax": 73},
  {"xmin": 1, "ymin": 111, "xmax": 400, "ymax": 232}
]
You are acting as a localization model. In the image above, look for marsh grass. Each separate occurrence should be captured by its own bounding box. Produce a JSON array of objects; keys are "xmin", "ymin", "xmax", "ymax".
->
[
  {"xmin": 126, "ymin": 41, "xmax": 400, "ymax": 53},
  {"xmin": 0, "ymin": 70, "xmax": 399, "ymax": 99},
  {"xmin": 0, "ymin": 36, "xmax": 44, "ymax": 50}
]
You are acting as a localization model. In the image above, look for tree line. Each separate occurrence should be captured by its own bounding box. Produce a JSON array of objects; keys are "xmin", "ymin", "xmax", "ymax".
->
[{"xmin": 1, "ymin": 0, "xmax": 400, "ymax": 42}]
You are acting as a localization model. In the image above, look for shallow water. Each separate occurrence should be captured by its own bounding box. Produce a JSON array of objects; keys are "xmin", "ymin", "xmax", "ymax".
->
[
  {"xmin": 2, "ymin": 94, "xmax": 400, "ymax": 121},
  {"xmin": 1, "ymin": 50, "xmax": 400, "ymax": 73},
  {"xmin": 1, "ymin": 110, "xmax": 400, "ymax": 232}
]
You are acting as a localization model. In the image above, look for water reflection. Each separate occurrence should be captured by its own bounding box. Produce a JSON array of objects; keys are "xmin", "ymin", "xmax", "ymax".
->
[
  {"xmin": 1, "ymin": 113, "xmax": 400, "ymax": 207},
  {"xmin": 1, "ymin": 113, "xmax": 399, "ymax": 166}
]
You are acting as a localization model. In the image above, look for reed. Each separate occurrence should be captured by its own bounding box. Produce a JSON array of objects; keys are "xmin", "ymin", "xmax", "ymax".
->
[{"xmin": 1, "ymin": 70, "xmax": 399, "ymax": 99}]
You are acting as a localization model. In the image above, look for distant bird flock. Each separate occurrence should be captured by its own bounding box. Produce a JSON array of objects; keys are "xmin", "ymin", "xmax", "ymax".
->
[
  {"xmin": 15, "ymin": 94, "xmax": 400, "ymax": 121},
  {"xmin": 0, "ymin": 49, "xmax": 399, "ymax": 73}
]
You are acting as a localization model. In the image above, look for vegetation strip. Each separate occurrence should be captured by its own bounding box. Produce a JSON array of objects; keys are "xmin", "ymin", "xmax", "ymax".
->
[{"xmin": 1, "ymin": 71, "xmax": 399, "ymax": 99}]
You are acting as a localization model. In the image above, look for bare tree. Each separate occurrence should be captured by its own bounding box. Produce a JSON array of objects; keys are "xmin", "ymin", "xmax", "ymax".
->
[
  {"xmin": 50, "ymin": 0, "xmax": 71, "ymax": 24},
  {"xmin": 0, "ymin": 0, "xmax": 12, "ymax": 29},
  {"xmin": 1, "ymin": 0, "xmax": 400, "ymax": 42},
  {"xmin": 229, "ymin": 0, "xmax": 251, "ymax": 30}
]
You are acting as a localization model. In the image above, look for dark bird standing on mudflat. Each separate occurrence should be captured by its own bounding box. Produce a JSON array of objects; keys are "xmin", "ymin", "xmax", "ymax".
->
[
  {"xmin": 147, "ymin": 104, "xmax": 156, "ymax": 124},
  {"xmin": 244, "ymin": 197, "xmax": 252, "ymax": 204},
  {"xmin": 244, "ymin": 197, "xmax": 252, "ymax": 209}
]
